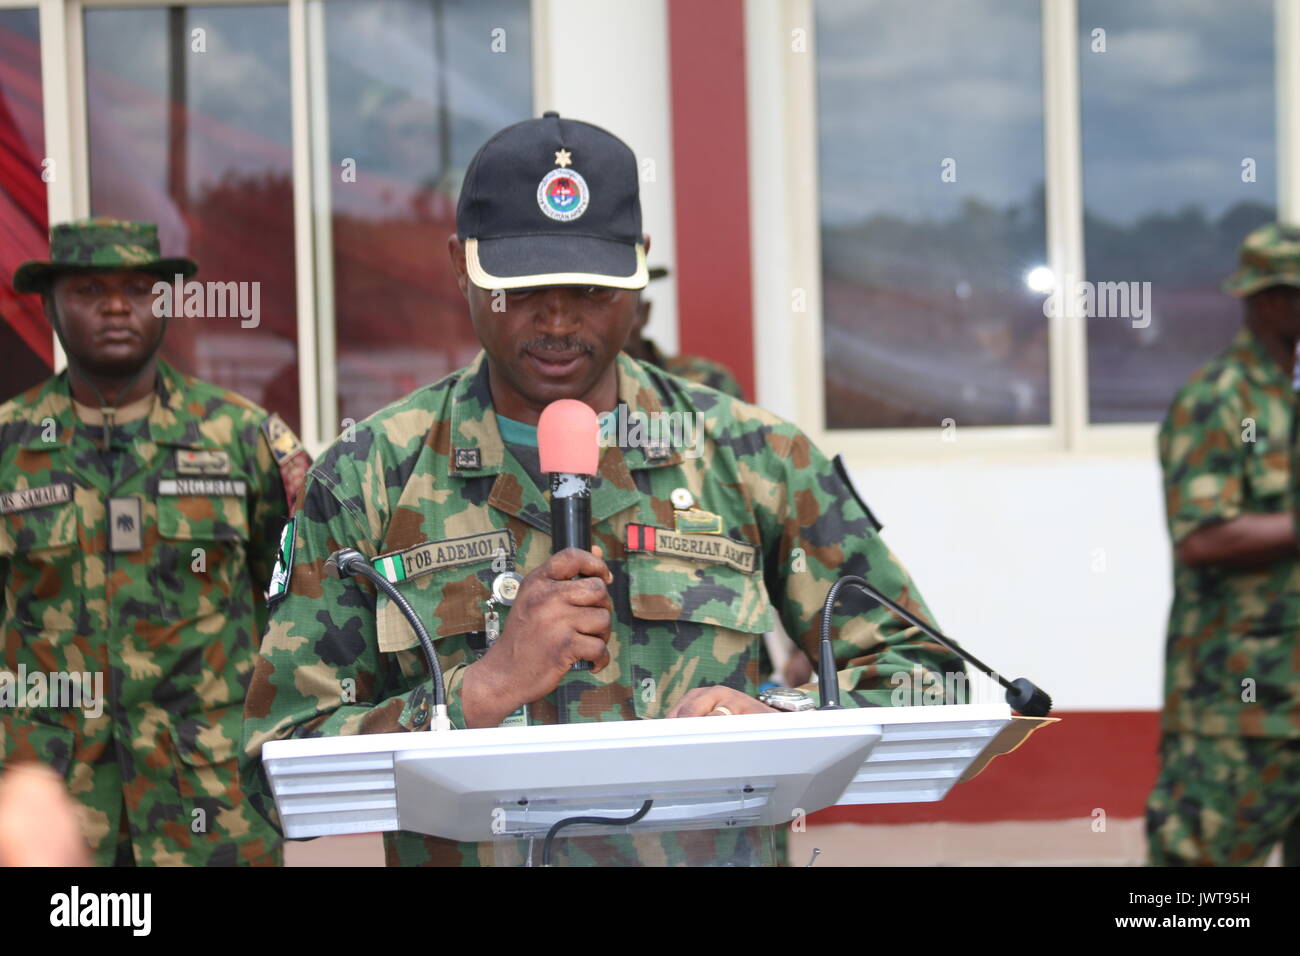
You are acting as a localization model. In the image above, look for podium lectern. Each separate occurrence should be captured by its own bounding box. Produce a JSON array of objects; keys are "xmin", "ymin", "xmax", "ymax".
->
[{"xmin": 263, "ymin": 703, "xmax": 1053, "ymax": 844}]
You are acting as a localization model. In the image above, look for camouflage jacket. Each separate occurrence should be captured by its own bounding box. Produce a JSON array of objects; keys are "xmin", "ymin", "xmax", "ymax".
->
[
  {"xmin": 0, "ymin": 359, "xmax": 300, "ymax": 865},
  {"xmin": 242, "ymin": 351, "xmax": 964, "ymax": 866},
  {"xmin": 640, "ymin": 340, "xmax": 745, "ymax": 400},
  {"xmin": 1158, "ymin": 326, "xmax": 1300, "ymax": 737}
]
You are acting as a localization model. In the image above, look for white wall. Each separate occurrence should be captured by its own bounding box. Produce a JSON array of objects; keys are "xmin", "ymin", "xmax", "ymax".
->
[
  {"xmin": 843, "ymin": 455, "xmax": 1171, "ymax": 712},
  {"xmin": 532, "ymin": 0, "xmax": 678, "ymax": 353}
]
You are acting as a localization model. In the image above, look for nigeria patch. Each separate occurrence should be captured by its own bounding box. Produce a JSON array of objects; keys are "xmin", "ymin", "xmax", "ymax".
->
[
  {"xmin": 267, "ymin": 517, "xmax": 295, "ymax": 605},
  {"xmin": 536, "ymin": 168, "xmax": 590, "ymax": 222}
]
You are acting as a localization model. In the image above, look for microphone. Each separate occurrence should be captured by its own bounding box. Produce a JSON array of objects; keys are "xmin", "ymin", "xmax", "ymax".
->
[
  {"xmin": 539, "ymin": 400, "xmax": 602, "ymax": 672},
  {"xmin": 818, "ymin": 575, "xmax": 1052, "ymax": 717},
  {"xmin": 325, "ymin": 547, "xmax": 450, "ymax": 731}
]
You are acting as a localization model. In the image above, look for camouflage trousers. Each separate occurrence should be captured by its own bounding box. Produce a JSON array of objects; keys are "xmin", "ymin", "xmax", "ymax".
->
[
  {"xmin": 1145, "ymin": 732, "xmax": 1300, "ymax": 866},
  {"xmin": 383, "ymin": 825, "xmax": 780, "ymax": 867}
]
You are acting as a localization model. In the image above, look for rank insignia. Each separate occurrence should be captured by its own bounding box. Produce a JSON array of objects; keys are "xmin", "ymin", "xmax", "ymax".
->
[
  {"xmin": 454, "ymin": 447, "xmax": 481, "ymax": 470},
  {"xmin": 108, "ymin": 497, "xmax": 143, "ymax": 552}
]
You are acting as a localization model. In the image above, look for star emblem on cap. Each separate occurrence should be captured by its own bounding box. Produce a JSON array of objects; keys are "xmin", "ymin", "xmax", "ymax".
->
[{"xmin": 554, "ymin": 149, "xmax": 573, "ymax": 168}]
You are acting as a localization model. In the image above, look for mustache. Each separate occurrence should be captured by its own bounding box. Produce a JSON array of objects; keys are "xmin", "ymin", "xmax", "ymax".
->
[{"xmin": 520, "ymin": 335, "xmax": 594, "ymax": 356}]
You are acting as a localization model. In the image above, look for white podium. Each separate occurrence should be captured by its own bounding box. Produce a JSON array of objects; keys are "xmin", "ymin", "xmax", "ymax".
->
[{"xmin": 263, "ymin": 703, "xmax": 1053, "ymax": 843}]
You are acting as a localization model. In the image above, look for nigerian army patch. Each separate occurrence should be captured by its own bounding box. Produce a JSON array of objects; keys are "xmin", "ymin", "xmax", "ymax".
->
[
  {"xmin": 625, "ymin": 523, "xmax": 759, "ymax": 574},
  {"xmin": 267, "ymin": 517, "xmax": 296, "ymax": 605}
]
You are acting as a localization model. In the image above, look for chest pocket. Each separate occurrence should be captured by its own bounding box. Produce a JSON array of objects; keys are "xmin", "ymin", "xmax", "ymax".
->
[
  {"xmin": 627, "ymin": 547, "xmax": 774, "ymax": 718},
  {"xmin": 0, "ymin": 500, "xmax": 82, "ymax": 633},
  {"xmin": 154, "ymin": 495, "xmax": 250, "ymax": 619},
  {"xmin": 375, "ymin": 563, "xmax": 494, "ymax": 650}
]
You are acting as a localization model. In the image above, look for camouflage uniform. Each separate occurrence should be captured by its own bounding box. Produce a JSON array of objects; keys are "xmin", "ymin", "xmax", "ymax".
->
[
  {"xmin": 242, "ymin": 351, "xmax": 964, "ymax": 866},
  {"xmin": 2, "ymin": 219, "xmax": 304, "ymax": 866},
  {"xmin": 636, "ymin": 339, "xmax": 745, "ymax": 400},
  {"xmin": 1146, "ymin": 225, "xmax": 1300, "ymax": 866}
]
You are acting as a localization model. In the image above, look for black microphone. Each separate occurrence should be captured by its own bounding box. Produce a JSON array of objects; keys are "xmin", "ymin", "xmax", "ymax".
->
[
  {"xmin": 818, "ymin": 575, "xmax": 1052, "ymax": 717},
  {"xmin": 538, "ymin": 400, "xmax": 601, "ymax": 672},
  {"xmin": 325, "ymin": 547, "xmax": 450, "ymax": 731}
]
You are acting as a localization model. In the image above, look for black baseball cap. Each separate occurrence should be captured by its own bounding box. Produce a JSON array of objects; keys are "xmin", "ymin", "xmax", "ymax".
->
[{"xmin": 456, "ymin": 112, "xmax": 648, "ymax": 290}]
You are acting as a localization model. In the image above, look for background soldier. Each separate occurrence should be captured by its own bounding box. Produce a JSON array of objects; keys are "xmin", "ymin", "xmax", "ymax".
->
[
  {"xmin": 242, "ymin": 114, "xmax": 963, "ymax": 867},
  {"xmin": 0, "ymin": 218, "xmax": 306, "ymax": 865},
  {"xmin": 1146, "ymin": 223, "xmax": 1300, "ymax": 865},
  {"xmin": 623, "ymin": 265, "xmax": 746, "ymax": 399}
]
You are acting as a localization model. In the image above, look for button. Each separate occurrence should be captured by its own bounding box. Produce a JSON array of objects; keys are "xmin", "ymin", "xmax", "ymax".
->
[
  {"xmin": 670, "ymin": 488, "xmax": 695, "ymax": 510},
  {"xmin": 543, "ymin": 110, "xmax": 559, "ymax": 118}
]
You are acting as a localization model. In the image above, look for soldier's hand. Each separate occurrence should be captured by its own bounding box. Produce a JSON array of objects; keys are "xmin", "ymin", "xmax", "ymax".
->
[
  {"xmin": 666, "ymin": 685, "xmax": 779, "ymax": 718},
  {"xmin": 461, "ymin": 547, "xmax": 613, "ymax": 728},
  {"xmin": 0, "ymin": 763, "xmax": 91, "ymax": 867}
]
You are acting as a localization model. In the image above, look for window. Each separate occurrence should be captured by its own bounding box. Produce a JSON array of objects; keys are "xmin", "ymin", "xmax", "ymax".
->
[
  {"xmin": 84, "ymin": 5, "xmax": 301, "ymax": 431},
  {"xmin": 815, "ymin": 0, "xmax": 1049, "ymax": 430},
  {"xmin": 314, "ymin": 0, "xmax": 532, "ymax": 429},
  {"xmin": 1079, "ymin": 0, "xmax": 1276, "ymax": 424},
  {"xmin": 0, "ymin": 7, "xmax": 49, "ymax": 399}
]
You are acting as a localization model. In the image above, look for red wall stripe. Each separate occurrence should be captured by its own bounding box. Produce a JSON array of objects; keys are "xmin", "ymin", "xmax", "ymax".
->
[
  {"xmin": 811, "ymin": 711, "xmax": 1162, "ymax": 825},
  {"xmin": 666, "ymin": 0, "xmax": 756, "ymax": 400}
]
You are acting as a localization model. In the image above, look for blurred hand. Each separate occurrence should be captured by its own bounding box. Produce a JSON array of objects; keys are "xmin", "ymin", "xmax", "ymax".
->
[{"xmin": 0, "ymin": 763, "xmax": 90, "ymax": 867}]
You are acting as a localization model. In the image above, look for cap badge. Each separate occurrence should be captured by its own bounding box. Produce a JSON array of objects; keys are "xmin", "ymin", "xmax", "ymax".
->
[
  {"xmin": 537, "ymin": 168, "xmax": 590, "ymax": 222},
  {"xmin": 554, "ymin": 149, "xmax": 573, "ymax": 168}
]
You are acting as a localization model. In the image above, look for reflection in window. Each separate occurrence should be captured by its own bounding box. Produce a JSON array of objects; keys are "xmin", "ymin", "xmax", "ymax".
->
[
  {"xmin": 815, "ymin": 0, "xmax": 1048, "ymax": 429},
  {"xmin": 85, "ymin": 6, "xmax": 301, "ymax": 432},
  {"xmin": 1081, "ymin": 0, "xmax": 1275, "ymax": 423},
  {"xmin": 319, "ymin": 0, "xmax": 532, "ymax": 427},
  {"xmin": 0, "ymin": 8, "xmax": 50, "ymax": 401}
]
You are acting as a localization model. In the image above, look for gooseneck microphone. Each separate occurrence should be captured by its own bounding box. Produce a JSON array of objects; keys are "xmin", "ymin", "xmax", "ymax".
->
[
  {"xmin": 325, "ymin": 548, "xmax": 451, "ymax": 731},
  {"xmin": 538, "ymin": 399, "xmax": 601, "ymax": 672},
  {"xmin": 818, "ymin": 575, "xmax": 1052, "ymax": 717}
]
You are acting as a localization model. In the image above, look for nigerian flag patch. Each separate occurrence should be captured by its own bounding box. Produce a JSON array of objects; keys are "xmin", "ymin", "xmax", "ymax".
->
[{"xmin": 267, "ymin": 517, "xmax": 296, "ymax": 605}]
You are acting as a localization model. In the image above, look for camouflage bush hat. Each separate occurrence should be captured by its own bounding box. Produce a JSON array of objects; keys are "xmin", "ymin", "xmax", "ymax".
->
[
  {"xmin": 12, "ymin": 217, "xmax": 197, "ymax": 294},
  {"xmin": 1221, "ymin": 223, "xmax": 1300, "ymax": 297}
]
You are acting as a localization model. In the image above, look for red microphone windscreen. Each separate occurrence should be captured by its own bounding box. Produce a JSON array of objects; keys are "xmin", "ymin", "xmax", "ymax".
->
[{"xmin": 538, "ymin": 399, "xmax": 600, "ymax": 475}]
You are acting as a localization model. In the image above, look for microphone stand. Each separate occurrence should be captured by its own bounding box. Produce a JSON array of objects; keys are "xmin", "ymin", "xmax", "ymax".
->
[
  {"xmin": 326, "ymin": 548, "xmax": 451, "ymax": 731},
  {"xmin": 818, "ymin": 575, "xmax": 1052, "ymax": 717}
]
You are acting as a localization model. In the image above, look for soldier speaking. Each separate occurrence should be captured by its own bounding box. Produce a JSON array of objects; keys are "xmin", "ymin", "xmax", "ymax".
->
[
  {"xmin": 1, "ymin": 218, "xmax": 306, "ymax": 866},
  {"xmin": 242, "ymin": 114, "xmax": 965, "ymax": 867}
]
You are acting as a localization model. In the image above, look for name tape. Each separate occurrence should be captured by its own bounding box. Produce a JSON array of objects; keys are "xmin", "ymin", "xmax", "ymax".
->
[
  {"xmin": 0, "ymin": 482, "xmax": 73, "ymax": 515},
  {"xmin": 373, "ymin": 529, "xmax": 513, "ymax": 583}
]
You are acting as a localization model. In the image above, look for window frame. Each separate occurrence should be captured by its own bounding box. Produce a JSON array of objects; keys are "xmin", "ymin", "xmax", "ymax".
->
[
  {"xmin": 40, "ymin": 0, "xmax": 548, "ymax": 457},
  {"xmin": 752, "ymin": 0, "xmax": 1299, "ymax": 466}
]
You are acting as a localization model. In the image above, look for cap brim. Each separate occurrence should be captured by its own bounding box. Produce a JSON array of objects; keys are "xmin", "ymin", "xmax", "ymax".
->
[
  {"xmin": 466, "ymin": 237, "xmax": 647, "ymax": 290},
  {"xmin": 1221, "ymin": 271, "xmax": 1300, "ymax": 297},
  {"xmin": 12, "ymin": 258, "xmax": 198, "ymax": 294}
]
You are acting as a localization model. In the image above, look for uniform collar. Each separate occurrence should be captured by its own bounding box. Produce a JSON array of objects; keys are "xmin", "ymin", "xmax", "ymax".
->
[
  {"xmin": 446, "ymin": 350, "xmax": 683, "ymax": 530},
  {"xmin": 16, "ymin": 358, "xmax": 212, "ymax": 451},
  {"xmin": 1231, "ymin": 326, "xmax": 1291, "ymax": 392},
  {"xmin": 446, "ymin": 350, "xmax": 684, "ymax": 479}
]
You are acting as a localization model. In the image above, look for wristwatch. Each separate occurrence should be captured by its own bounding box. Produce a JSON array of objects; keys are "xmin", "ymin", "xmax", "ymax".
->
[{"xmin": 757, "ymin": 688, "xmax": 817, "ymax": 712}]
